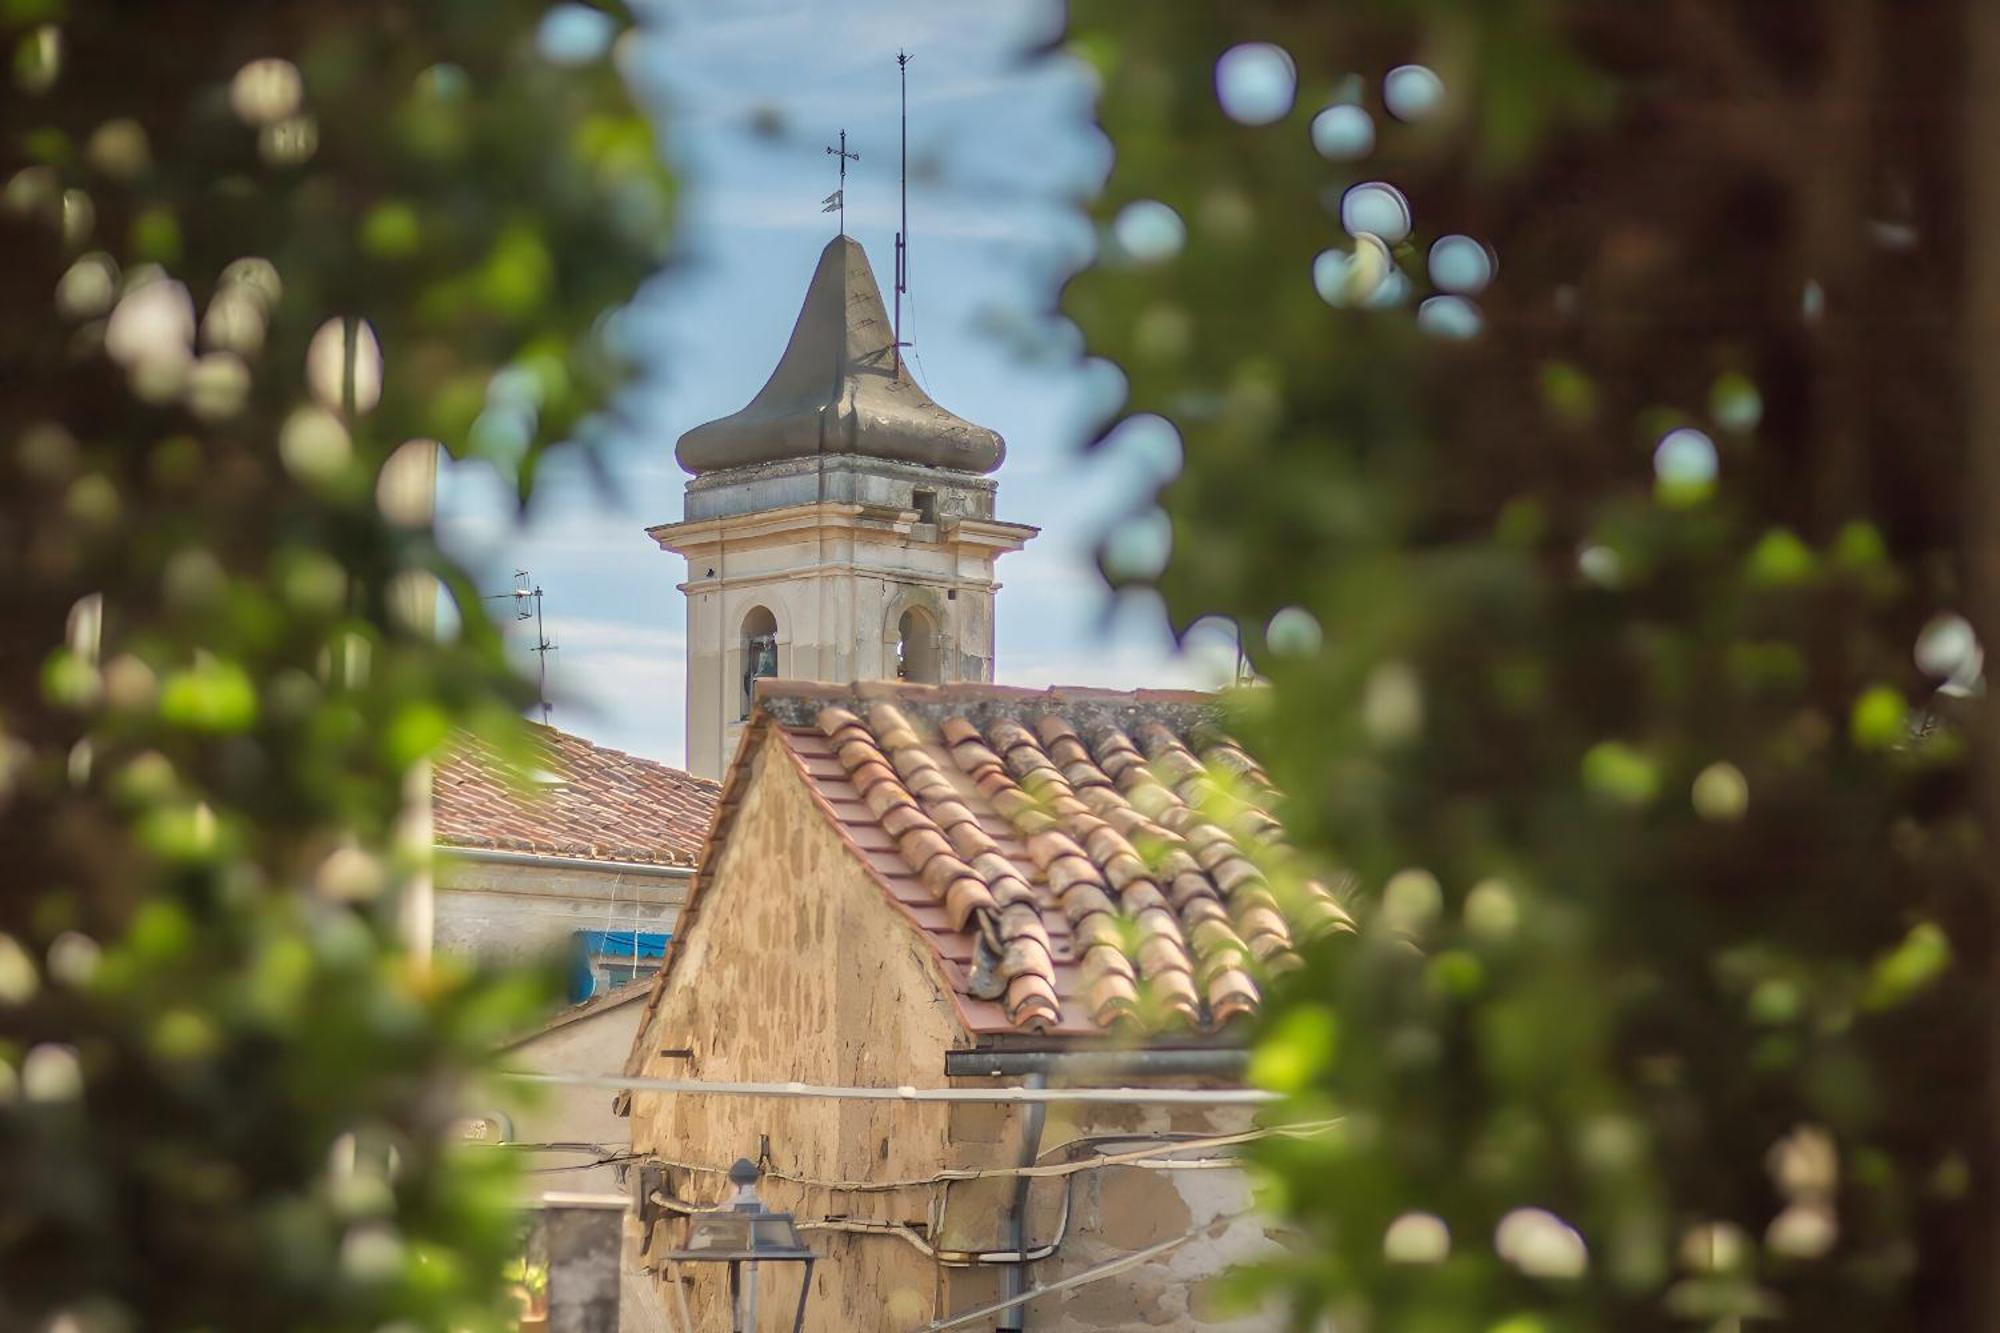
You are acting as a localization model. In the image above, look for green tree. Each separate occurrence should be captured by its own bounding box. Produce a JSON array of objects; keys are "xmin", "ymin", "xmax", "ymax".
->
[
  {"xmin": 0, "ymin": 2, "xmax": 668, "ymax": 1326},
  {"xmin": 1065, "ymin": 2, "xmax": 1993, "ymax": 1327}
]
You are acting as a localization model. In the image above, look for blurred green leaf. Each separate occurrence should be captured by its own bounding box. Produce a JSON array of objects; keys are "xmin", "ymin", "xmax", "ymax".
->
[{"xmin": 1863, "ymin": 921, "xmax": 1951, "ymax": 1010}]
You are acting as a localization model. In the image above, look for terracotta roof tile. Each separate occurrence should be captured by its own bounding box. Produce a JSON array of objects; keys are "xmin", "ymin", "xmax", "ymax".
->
[
  {"xmin": 434, "ymin": 724, "xmax": 718, "ymax": 867},
  {"xmin": 754, "ymin": 680, "xmax": 1356, "ymax": 1037}
]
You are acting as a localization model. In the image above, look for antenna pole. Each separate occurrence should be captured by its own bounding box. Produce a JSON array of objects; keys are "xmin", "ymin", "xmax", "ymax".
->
[
  {"xmin": 894, "ymin": 49, "xmax": 912, "ymax": 376},
  {"xmin": 532, "ymin": 580, "xmax": 552, "ymax": 726},
  {"xmin": 487, "ymin": 570, "xmax": 557, "ymax": 726}
]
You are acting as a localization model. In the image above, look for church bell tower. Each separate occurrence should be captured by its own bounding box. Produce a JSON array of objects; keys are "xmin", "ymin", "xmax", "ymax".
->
[{"xmin": 648, "ymin": 236, "xmax": 1037, "ymax": 778}]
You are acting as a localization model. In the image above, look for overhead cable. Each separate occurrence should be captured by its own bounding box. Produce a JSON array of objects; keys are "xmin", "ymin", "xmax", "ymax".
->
[
  {"xmin": 919, "ymin": 1209, "xmax": 1256, "ymax": 1330},
  {"xmin": 625, "ymin": 1119, "xmax": 1332, "ymax": 1195},
  {"xmin": 635, "ymin": 1122, "xmax": 1332, "ymax": 1269}
]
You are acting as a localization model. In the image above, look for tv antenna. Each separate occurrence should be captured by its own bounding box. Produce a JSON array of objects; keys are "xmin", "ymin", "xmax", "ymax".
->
[
  {"xmin": 487, "ymin": 570, "xmax": 556, "ymax": 725},
  {"xmin": 893, "ymin": 49, "xmax": 913, "ymax": 375}
]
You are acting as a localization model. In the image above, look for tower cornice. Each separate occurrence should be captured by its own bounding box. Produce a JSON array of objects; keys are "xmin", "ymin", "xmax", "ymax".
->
[{"xmin": 649, "ymin": 502, "xmax": 1036, "ymax": 557}]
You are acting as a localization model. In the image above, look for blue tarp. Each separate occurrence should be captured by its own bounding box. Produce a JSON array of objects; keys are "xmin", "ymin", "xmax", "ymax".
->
[
  {"xmin": 568, "ymin": 930, "xmax": 670, "ymax": 1002},
  {"xmin": 577, "ymin": 930, "xmax": 669, "ymax": 960}
]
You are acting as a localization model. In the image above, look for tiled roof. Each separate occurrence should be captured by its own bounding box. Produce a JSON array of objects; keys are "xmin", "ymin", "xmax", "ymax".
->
[
  {"xmin": 646, "ymin": 681, "xmax": 1353, "ymax": 1043},
  {"xmin": 434, "ymin": 724, "xmax": 718, "ymax": 868}
]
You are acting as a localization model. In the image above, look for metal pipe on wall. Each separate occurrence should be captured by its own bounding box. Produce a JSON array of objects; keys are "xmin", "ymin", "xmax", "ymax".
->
[{"xmin": 996, "ymin": 1072, "xmax": 1047, "ymax": 1331}]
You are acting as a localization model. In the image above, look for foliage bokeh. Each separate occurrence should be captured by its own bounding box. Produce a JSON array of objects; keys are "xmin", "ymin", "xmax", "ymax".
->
[
  {"xmin": 0, "ymin": 1, "xmax": 669, "ymax": 1326},
  {"xmin": 1065, "ymin": 2, "xmax": 1992, "ymax": 1328}
]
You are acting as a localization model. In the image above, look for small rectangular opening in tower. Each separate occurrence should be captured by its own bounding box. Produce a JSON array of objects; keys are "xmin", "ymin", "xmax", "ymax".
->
[{"xmin": 912, "ymin": 489, "xmax": 937, "ymax": 524}]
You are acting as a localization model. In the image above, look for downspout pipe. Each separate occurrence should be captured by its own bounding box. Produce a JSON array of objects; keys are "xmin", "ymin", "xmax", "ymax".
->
[{"xmin": 996, "ymin": 1072, "xmax": 1048, "ymax": 1332}]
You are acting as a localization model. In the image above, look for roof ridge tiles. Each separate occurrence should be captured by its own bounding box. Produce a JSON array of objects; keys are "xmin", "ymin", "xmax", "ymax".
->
[{"xmin": 756, "ymin": 679, "xmax": 1228, "ymax": 733}]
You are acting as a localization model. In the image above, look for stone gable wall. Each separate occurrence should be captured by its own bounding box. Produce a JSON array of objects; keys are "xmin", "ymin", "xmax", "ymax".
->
[{"xmin": 629, "ymin": 733, "xmax": 965, "ymax": 1327}]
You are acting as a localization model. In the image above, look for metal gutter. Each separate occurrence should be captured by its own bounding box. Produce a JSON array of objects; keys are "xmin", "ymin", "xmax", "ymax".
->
[
  {"xmin": 438, "ymin": 846, "xmax": 695, "ymax": 879},
  {"xmin": 944, "ymin": 1049, "xmax": 1249, "ymax": 1080}
]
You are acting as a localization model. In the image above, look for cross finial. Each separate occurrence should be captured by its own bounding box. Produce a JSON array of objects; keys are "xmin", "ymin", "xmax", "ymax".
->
[{"xmin": 823, "ymin": 128, "xmax": 859, "ymax": 237}]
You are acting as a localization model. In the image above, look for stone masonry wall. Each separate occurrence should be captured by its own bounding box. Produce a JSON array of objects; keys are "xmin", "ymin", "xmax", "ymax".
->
[
  {"xmin": 628, "ymin": 733, "xmax": 968, "ymax": 1329},
  {"xmin": 433, "ymin": 857, "xmax": 687, "ymax": 965}
]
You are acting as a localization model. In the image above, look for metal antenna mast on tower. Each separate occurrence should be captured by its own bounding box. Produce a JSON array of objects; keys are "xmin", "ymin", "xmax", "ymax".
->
[
  {"xmin": 893, "ymin": 49, "xmax": 913, "ymax": 375},
  {"xmin": 488, "ymin": 570, "xmax": 557, "ymax": 726}
]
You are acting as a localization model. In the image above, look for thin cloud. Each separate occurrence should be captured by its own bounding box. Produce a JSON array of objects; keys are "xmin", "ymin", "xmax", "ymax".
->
[{"xmin": 541, "ymin": 617, "xmax": 686, "ymax": 656}]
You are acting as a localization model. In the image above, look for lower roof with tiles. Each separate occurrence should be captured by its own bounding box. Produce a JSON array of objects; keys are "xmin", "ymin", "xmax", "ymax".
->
[
  {"xmin": 633, "ymin": 680, "xmax": 1354, "ymax": 1047},
  {"xmin": 434, "ymin": 723, "xmax": 719, "ymax": 868}
]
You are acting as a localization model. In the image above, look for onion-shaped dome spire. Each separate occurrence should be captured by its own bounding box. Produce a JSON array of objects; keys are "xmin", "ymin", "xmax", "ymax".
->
[{"xmin": 675, "ymin": 236, "xmax": 1005, "ymax": 476}]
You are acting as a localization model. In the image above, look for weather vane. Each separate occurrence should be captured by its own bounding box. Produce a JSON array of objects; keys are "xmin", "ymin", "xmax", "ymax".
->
[{"xmin": 823, "ymin": 128, "xmax": 858, "ymax": 236}]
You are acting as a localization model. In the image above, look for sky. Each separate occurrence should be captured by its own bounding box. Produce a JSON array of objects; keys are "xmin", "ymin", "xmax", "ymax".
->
[{"xmin": 436, "ymin": 0, "xmax": 1238, "ymax": 767}]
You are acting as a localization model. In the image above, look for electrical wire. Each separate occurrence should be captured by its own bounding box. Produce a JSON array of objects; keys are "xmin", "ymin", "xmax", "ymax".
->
[
  {"xmin": 952, "ymin": 1121, "xmax": 1334, "ymax": 1185},
  {"xmin": 904, "ymin": 285, "xmax": 934, "ymax": 391},
  {"xmin": 630, "ymin": 1119, "xmax": 1334, "ymax": 1195},
  {"xmin": 919, "ymin": 1209, "xmax": 1257, "ymax": 1331},
  {"xmin": 523, "ymin": 1152, "xmax": 645, "ymax": 1176},
  {"xmin": 649, "ymin": 1179, "xmax": 1073, "ymax": 1268},
  {"xmin": 635, "ymin": 1120, "xmax": 1334, "ymax": 1267}
]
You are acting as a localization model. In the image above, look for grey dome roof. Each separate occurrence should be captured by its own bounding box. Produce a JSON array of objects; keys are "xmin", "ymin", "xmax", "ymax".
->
[{"xmin": 675, "ymin": 236, "xmax": 1005, "ymax": 476}]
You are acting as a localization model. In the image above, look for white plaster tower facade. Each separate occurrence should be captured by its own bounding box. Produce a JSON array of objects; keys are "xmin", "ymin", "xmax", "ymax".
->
[{"xmin": 649, "ymin": 237, "xmax": 1036, "ymax": 778}]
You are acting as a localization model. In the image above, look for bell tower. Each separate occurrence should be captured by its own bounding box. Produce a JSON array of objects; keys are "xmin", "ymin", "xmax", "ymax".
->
[{"xmin": 648, "ymin": 236, "xmax": 1037, "ymax": 778}]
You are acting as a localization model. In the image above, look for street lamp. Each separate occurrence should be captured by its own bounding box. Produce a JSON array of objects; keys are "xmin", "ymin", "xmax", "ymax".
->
[{"xmin": 661, "ymin": 1158, "xmax": 817, "ymax": 1332}]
